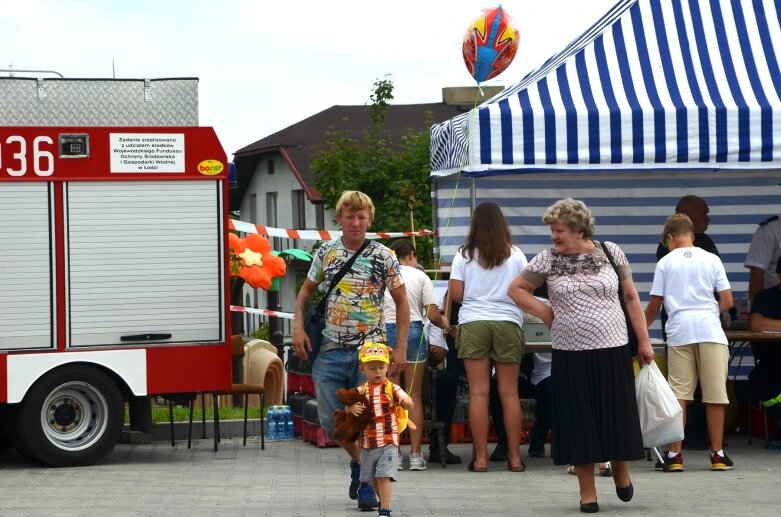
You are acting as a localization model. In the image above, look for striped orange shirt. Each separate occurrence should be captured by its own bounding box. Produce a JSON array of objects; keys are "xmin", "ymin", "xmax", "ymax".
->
[{"xmin": 358, "ymin": 380, "xmax": 408, "ymax": 449}]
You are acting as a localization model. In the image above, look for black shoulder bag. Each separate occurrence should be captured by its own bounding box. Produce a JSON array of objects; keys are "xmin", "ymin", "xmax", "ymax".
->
[
  {"xmin": 305, "ymin": 239, "xmax": 370, "ymax": 362},
  {"xmin": 601, "ymin": 241, "xmax": 639, "ymax": 356}
]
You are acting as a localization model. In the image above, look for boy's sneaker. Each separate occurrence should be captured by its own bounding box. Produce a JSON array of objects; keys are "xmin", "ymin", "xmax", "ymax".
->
[
  {"xmin": 357, "ymin": 482, "xmax": 379, "ymax": 511},
  {"xmin": 662, "ymin": 451, "xmax": 684, "ymax": 472},
  {"xmin": 349, "ymin": 460, "xmax": 361, "ymax": 500},
  {"xmin": 378, "ymin": 509, "xmax": 392, "ymax": 517},
  {"xmin": 409, "ymin": 453, "xmax": 427, "ymax": 471},
  {"xmin": 711, "ymin": 451, "xmax": 734, "ymax": 471}
]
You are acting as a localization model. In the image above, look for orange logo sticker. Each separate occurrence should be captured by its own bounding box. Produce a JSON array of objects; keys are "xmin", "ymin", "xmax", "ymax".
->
[{"xmin": 197, "ymin": 159, "xmax": 224, "ymax": 176}]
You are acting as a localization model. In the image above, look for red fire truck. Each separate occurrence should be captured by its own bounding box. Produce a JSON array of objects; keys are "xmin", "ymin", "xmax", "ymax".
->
[{"xmin": 0, "ymin": 125, "xmax": 232, "ymax": 466}]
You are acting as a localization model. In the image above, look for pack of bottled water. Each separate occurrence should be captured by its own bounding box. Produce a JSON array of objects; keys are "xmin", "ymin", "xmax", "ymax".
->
[{"xmin": 266, "ymin": 405, "xmax": 294, "ymax": 440}]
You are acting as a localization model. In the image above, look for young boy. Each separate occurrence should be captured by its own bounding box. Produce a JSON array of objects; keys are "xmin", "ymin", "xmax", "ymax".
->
[
  {"xmin": 644, "ymin": 213, "xmax": 734, "ymax": 472},
  {"xmin": 347, "ymin": 342, "xmax": 413, "ymax": 517}
]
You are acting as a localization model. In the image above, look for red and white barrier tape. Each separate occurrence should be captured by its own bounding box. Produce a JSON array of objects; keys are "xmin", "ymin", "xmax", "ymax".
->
[
  {"xmin": 228, "ymin": 219, "xmax": 433, "ymax": 241},
  {"xmin": 230, "ymin": 305, "xmax": 296, "ymax": 320}
]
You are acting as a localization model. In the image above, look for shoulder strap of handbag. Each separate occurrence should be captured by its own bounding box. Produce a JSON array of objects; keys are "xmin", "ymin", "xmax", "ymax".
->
[
  {"xmin": 600, "ymin": 240, "xmax": 625, "ymax": 298},
  {"xmin": 315, "ymin": 239, "xmax": 370, "ymax": 313},
  {"xmin": 600, "ymin": 240, "xmax": 617, "ymax": 273}
]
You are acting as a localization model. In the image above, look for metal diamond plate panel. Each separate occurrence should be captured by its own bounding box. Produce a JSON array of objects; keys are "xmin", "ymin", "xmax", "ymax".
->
[{"xmin": 0, "ymin": 78, "xmax": 198, "ymax": 126}]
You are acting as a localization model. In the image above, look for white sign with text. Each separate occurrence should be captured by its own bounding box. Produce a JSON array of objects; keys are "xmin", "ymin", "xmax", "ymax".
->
[{"xmin": 110, "ymin": 133, "xmax": 184, "ymax": 173}]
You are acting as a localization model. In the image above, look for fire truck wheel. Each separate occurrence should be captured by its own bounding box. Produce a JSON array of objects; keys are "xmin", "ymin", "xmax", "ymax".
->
[
  {"xmin": 16, "ymin": 364, "xmax": 124, "ymax": 467},
  {"xmin": 4, "ymin": 405, "xmax": 43, "ymax": 464}
]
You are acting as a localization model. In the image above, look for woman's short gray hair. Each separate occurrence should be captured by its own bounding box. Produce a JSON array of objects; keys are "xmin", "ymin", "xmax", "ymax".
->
[{"xmin": 542, "ymin": 198, "xmax": 596, "ymax": 238}]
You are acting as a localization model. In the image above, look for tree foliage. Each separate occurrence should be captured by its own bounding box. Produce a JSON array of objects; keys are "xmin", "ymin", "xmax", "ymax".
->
[{"xmin": 311, "ymin": 77, "xmax": 436, "ymax": 268}]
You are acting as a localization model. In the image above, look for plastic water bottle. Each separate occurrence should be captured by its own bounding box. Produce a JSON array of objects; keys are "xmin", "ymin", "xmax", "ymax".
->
[
  {"xmin": 282, "ymin": 405, "xmax": 294, "ymax": 439},
  {"xmin": 267, "ymin": 406, "xmax": 278, "ymax": 440},
  {"xmin": 275, "ymin": 406, "xmax": 284, "ymax": 440}
]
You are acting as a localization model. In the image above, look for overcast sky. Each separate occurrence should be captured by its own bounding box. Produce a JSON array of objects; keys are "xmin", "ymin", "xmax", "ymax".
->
[{"xmin": 2, "ymin": 0, "xmax": 617, "ymax": 157}]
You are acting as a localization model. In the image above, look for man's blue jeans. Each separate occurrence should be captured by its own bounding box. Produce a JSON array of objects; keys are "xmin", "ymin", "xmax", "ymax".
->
[{"xmin": 312, "ymin": 347, "xmax": 365, "ymax": 439}]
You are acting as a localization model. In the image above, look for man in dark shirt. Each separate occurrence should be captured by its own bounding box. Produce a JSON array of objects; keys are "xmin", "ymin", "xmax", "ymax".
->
[
  {"xmin": 748, "ymin": 257, "xmax": 781, "ymax": 446},
  {"xmin": 656, "ymin": 195, "xmax": 718, "ymax": 450},
  {"xmin": 656, "ymin": 195, "xmax": 718, "ymax": 259}
]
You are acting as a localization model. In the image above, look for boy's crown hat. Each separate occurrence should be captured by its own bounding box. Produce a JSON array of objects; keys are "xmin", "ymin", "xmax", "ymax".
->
[{"xmin": 358, "ymin": 342, "xmax": 391, "ymax": 364}]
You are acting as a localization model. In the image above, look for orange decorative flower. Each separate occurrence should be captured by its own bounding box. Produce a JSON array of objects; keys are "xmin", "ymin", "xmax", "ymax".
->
[{"xmin": 228, "ymin": 233, "xmax": 287, "ymax": 290}]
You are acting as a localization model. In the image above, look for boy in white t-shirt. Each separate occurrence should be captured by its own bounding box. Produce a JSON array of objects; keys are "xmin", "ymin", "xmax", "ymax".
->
[{"xmin": 645, "ymin": 214, "xmax": 734, "ymax": 472}]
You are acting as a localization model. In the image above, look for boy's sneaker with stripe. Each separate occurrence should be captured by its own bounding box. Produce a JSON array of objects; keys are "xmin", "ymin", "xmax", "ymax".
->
[
  {"xmin": 711, "ymin": 450, "xmax": 734, "ymax": 471},
  {"xmin": 663, "ymin": 451, "xmax": 684, "ymax": 472}
]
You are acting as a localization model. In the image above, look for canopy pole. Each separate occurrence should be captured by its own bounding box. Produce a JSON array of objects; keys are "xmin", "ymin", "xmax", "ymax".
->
[
  {"xmin": 470, "ymin": 177, "xmax": 476, "ymax": 213},
  {"xmin": 431, "ymin": 179, "xmax": 439, "ymax": 264}
]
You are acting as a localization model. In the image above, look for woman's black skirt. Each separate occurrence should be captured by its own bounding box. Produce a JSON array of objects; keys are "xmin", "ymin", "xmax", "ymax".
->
[{"xmin": 550, "ymin": 344, "xmax": 646, "ymax": 466}]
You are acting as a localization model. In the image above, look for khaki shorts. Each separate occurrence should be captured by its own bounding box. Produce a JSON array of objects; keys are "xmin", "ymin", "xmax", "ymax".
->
[
  {"xmin": 455, "ymin": 320, "xmax": 525, "ymax": 363},
  {"xmin": 667, "ymin": 343, "xmax": 729, "ymax": 404}
]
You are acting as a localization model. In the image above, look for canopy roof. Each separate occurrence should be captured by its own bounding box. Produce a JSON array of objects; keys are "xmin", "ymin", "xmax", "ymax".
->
[{"xmin": 430, "ymin": 0, "xmax": 781, "ymax": 177}]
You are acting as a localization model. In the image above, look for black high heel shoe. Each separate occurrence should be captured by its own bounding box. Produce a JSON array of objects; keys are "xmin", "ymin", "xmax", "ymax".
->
[
  {"xmin": 580, "ymin": 501, "xmax": 599, "ymax": 513},
  {"xmin": 616, "ymin": 481, "xmax": 633, "ymax": 502}
]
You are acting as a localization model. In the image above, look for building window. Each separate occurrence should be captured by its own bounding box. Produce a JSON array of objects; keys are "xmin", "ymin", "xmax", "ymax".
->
[
  {"xmin": 316, "ymin": 203, "xmax": 325, "ymax": 229},
  {"xmin": 266, "ymin": 192, "xmax": 280, "ymax": 250},
  {"xmin": 249, "ymin": 193, "xmax": 257, "ymax": 224},
  {"xmin": 267, "ymin": 159, "xmax": 274, "ymax": 175},
  {"xmin": 292, "ymin": 190, "xmax": 306, "ymax": 229}
]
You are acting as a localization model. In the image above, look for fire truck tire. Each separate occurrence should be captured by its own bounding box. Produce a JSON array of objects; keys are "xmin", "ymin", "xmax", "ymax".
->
[
  {"xmin": 15, "ymin": 364, "xmax": 124, "ymax": 467},
  {"xmin": 4, "ymin": 405, "xmax": 42, "ymax": 464}
]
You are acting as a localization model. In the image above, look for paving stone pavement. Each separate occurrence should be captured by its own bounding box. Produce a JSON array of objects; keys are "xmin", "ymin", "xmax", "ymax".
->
[{"xmin": 0, "ymin": 433, "xmax": 779, "ymax": 516}]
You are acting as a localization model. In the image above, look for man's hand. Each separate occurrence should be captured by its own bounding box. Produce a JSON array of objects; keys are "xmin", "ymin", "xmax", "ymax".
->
[
  {"xmin": 291, "ymin": 325, "xmax": 311, "ymax": 360},
  {"xmin": 389, "ymin": 346, "xmax": 406, "ymax": 377},
  {"xmin": 292, "ymin": 278, "xmax": 319, "ymax": 360}
]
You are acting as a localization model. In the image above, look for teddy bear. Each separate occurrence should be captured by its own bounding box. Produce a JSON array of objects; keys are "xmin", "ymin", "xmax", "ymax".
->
[{"xmin": 332, "ymin": 387, "xmax": 373, "ymax": 443}]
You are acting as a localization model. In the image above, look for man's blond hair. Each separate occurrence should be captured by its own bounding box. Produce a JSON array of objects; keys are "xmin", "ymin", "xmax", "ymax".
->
[{"xmin": 335, "ymin": 190, "xmax": 375, "ymax": 220}]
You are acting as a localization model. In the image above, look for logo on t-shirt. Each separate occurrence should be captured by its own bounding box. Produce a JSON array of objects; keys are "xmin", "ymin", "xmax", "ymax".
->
[{"xmin": 684, "ymin": 251, "xmax": 692, "ymax": 258}]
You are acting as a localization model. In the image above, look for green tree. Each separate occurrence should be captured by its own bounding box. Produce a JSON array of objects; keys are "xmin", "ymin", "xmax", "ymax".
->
[{"xmin": 311, "ymin": 77, "xmax": 436, "ymax": 268}]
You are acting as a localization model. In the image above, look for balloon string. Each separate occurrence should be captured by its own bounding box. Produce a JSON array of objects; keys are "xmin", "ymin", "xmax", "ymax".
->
[{"xmin": 404, "ymin": 88, "xmax": 482, "ymax": 400}]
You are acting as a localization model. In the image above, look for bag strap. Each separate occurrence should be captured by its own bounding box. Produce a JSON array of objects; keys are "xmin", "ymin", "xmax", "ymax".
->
[
  {"xmin": 361, "ymin": 380, "xmax": 397, "ymax": 405},
  {"xmin": 316, "ymin": 239, "xmax": 370, "ymax": 313},
  {"xmin": 600, "ymin": 240, "xmax": 622, "ymax": 295}
]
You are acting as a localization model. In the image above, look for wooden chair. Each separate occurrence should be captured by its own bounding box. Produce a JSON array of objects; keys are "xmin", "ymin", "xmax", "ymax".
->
[
  {"xmin": 208, "ymin": 335, "xmax": 266, "ymax": 451},
  {"xmin": 165, "ymin": 336, "xmax": 267, "ymax": 451}
]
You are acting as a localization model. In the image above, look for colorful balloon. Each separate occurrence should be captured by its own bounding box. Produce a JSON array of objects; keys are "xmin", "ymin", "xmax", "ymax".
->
[{"xmin": 462, "ymin": 5, "xmax": 520, "ymax": 84}]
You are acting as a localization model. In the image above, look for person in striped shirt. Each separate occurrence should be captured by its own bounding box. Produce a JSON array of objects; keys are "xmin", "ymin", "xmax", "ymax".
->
[{"xmin": 346, "ymin": 342, "xmax": 413, "ymax": 517}]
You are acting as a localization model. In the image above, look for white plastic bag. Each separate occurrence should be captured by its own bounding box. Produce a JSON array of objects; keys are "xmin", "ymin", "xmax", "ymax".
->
[{"xmin": 635, "ymin": 361, "xmax": 684, "ymax": 448}]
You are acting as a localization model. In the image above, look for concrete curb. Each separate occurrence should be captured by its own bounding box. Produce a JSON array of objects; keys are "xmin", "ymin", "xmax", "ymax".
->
[{"xmin": 121, "ymin": 418, "xmax": 265, "ymax": 444}]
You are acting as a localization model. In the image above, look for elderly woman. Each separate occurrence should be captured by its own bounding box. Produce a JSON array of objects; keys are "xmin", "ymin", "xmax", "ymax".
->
[{"xmin": 507, "ymin": 198, "xmax": 654, "ymax": 514}]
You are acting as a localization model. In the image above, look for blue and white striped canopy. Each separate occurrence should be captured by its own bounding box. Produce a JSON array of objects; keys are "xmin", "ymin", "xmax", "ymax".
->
[{"xmin": 430, "ymin": 0, "xmax": 781, "ymax": 176}]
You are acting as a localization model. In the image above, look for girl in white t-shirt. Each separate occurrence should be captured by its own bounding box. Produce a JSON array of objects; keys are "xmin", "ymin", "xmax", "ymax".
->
[{"xmin": 449, "ymin": 202, "xmax": 528, "ymax": 472}]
